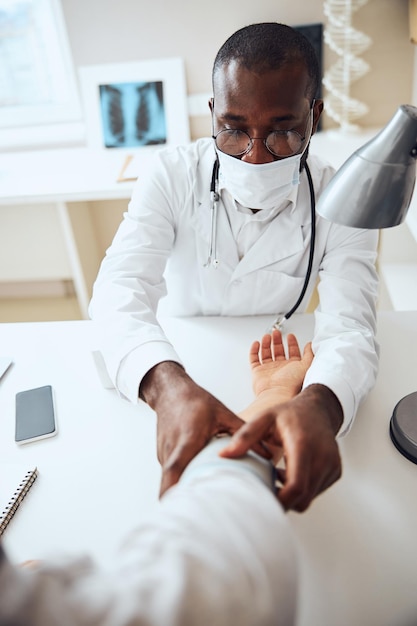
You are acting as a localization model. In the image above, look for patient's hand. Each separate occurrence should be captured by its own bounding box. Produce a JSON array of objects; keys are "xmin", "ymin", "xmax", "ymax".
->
[
  {"xmin": 238, "ymin": 330, "xmax": 314, "ymax": 464},
  {"xmin": 249, "ymin": 330, "xmax": 314, "ymax": 403}
]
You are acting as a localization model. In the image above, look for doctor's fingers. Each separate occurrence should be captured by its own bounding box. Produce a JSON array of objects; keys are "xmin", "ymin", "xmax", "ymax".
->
[
  {"xmin": 218, "ymin": 411, "xmax": 279, "ymax": 459},
  {"xmin": 159, "ymin": 435, "xmax": 208, "ymax": 498},
  {"xmin": 218, "ymin": 408, "xmax": 273, "ymax": 460},
  {"xmin": 159, "ymin": 408, "xmax": 262, "ymax": 496},
  {"xmin": 277, "ymin": 436, "xmax": 342, "ymax": 512}
]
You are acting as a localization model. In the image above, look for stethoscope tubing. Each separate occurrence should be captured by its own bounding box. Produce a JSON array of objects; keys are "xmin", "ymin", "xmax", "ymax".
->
[
  {"xmin": 279, "ymin": 161, "xmax": 316, "ymax": 322},
  {"xmin": 205, "ymin": 157, "xmax": 220, "ymax": 268}
]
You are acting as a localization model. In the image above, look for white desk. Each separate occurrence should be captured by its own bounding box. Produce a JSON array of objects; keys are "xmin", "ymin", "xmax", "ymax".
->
[{"xmin": 0, "ymin": 312, "xmax": 417, "ymax": 626}]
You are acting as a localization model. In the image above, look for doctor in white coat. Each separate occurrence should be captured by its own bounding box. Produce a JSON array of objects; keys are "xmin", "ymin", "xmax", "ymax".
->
[{"xmin": 89, "ymin": 23, "xmax": 379, "ymax": 512}]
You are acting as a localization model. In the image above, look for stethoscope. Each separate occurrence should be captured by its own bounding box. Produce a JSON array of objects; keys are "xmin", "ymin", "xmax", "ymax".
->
[{"xmin": 205, "ymin": 158, "xmax": 316, "ymax": 330}]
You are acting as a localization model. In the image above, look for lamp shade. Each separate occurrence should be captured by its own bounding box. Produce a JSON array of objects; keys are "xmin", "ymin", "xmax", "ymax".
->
[{"xmin": 316, "ymin": 104, "xmax": 417, "ymax": 228}]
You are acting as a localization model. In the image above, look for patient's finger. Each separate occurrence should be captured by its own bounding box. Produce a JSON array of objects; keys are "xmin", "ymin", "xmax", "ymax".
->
[
  {"xmin": 286, "ymin": 333, "xmax": 302, "ymax": 359},
  {"xmin": 260, "ymin": 334, "xmax": 274, "ymax": 362},
  {"xmin": 271, "ymin": 329, "xmax": 285, "ymax": 360},
  {"xmin": 303, "ymin": 341, "xmax": 314, "ymax": 365},
  {"xmin": 249, "ymin": 340, "xmax": 261, "ymax": 367}
]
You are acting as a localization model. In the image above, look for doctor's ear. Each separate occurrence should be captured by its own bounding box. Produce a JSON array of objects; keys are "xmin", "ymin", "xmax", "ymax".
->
[
  {"xmin": 312, "ymin": 100, "xmax": 324, "ymax": 135},
  {"xmin": 209, "ymin": 97, "xmax": 214, "ymax": 113}
]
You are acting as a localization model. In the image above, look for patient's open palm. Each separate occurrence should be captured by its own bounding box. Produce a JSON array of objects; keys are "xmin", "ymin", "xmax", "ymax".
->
[{"xmin": 250, "ymin": 330, "xmax": 314, "ymax": 398}]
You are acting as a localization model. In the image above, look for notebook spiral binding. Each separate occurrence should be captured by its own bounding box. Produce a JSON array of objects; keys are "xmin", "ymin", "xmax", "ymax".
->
[{"xmin": 0, "ymin": 468, "xmax": 38, "ymax": 536}]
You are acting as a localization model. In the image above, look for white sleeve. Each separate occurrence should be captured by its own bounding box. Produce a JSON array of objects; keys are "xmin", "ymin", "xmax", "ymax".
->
[
  {"xmin": 303, "ymin": 222, "xmax": 380, "ymax": 436},
  {"xmin": 89, "ymin": 149, "xmax": 186, "ymax": 403},
  {"xmin": 0, "ymin": 438, "xmax": 298, "ymax": 626}
]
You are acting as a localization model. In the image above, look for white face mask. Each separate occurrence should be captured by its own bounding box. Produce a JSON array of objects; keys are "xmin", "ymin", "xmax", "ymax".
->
[
  {"xmin": 217, "ymin": 150, "xmax": 302, "ymax": 211},
  {"xmin": 215, "ymin": 107, "xmax": 313, "ymax": 211}
]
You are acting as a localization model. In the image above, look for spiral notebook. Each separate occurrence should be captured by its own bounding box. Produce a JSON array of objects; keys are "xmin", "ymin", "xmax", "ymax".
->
[{"xmin": 0, "ymin": 466, "xmax": 38, "ymax": 536}]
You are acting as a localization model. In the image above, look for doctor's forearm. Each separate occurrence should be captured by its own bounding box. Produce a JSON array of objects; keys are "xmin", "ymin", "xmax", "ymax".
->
[
  {"xmin": 141, "ymin": 360, "xmax": 249, "ymax": 499},
  {"xmin": 300, "ymin": 384, "xmax": 343, "ymax": 435}
]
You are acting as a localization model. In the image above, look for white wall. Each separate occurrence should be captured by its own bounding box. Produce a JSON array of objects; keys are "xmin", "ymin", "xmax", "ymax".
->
[
  {"xmin": 60, "ymin": 0, "xmax": 413, "ymax": 133},
  {"xmin": 62, "ymin": 0, "xmax": 327, "ymax": 92}
]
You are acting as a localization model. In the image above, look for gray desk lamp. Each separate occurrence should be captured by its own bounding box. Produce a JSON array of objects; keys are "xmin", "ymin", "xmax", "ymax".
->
[
  {"xmin": 317, "ymin": 104, "xmax": 417, "ymax": 228},
  {"xmin": 316, "ymin": 103, "xmax": 417, "ymax": 463}
]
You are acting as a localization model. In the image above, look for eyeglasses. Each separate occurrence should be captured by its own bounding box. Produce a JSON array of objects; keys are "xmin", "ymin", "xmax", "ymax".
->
[{"xmin": 213, "ymin": 104, "xmax": 314, "ymax": 158}]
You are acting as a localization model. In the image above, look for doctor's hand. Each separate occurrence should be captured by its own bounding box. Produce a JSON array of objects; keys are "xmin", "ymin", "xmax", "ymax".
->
[
  {"xmin": 220, "ymin": 383, "xmax": 343, "ymax": 512},
  {"xmin": 140, "ymin": 360, "xmax": 249, "ymax": 498}
]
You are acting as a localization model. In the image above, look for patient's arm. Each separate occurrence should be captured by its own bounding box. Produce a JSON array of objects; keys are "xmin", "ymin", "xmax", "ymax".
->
[{"xmin": 239, "ymin": 330, "xmax": 314, "ymax": 423}]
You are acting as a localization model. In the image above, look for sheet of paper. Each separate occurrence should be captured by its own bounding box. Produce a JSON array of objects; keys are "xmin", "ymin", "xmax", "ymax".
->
[{"xmin": 117, "ymin": 154, "xmax": 140, "ymax": 182}]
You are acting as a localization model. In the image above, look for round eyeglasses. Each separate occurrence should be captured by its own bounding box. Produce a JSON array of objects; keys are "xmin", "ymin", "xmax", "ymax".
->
[{"xmin": 213, "ymin": 106, "xmax": 314, "ymax": 158}]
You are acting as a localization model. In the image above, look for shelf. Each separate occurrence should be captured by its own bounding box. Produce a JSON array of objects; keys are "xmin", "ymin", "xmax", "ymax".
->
[{"xmin": 310, "ymin": 127, "xmax": 380, "ymax": 169}]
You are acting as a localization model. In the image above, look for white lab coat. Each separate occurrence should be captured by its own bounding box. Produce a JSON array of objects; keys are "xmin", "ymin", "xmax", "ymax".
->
[
  {"xmin": 0, "ymin": 439, "xmax": 298, "ymax": 626},
  {"xmin": 89, "ymin": 138, "xmax": 379, "ymax": 434}
]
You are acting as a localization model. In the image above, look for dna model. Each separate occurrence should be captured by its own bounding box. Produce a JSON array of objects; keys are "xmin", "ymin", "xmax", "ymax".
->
[{"xmin": 323, "ymin": 0, "xmax": 372, "ymax": 130}]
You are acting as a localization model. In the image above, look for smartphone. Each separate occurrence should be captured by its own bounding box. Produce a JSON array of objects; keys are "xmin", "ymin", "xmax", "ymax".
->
[{"xmin": 15, "ymin": 385, "xmax": 57, "ymax": 445}]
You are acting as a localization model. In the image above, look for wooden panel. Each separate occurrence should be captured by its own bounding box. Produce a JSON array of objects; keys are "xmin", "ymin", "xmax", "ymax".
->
[{"xmin": 410, "ymin": 0, "xmax": 417, "ymax": 43}]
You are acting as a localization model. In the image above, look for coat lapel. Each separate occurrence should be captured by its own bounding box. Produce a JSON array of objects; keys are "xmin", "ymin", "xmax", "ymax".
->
[
  {"xmin": 232, "ymin": 170, "xmax": 314, "ymax": 278},
  {"xmin": 190, "ymin": 163, "xmax": 314, "ymax": 276},
  {"xmin": 231, "ymin": 209, "xmax": 304, "ymax": 279}
]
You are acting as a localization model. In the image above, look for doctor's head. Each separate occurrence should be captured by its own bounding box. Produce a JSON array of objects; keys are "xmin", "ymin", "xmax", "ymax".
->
[{"xmin": 209, "ymin": 22, "xmax": 323, "ymax": 168}]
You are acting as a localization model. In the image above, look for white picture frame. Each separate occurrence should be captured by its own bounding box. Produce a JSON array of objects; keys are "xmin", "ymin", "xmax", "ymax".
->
[{"xmin": 78, "ymin": 57, "xmax": 190, "ymax": 150}]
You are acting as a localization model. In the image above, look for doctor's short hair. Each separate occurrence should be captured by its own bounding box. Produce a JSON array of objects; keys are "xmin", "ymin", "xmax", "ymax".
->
[{"xmin": 212, "ymin": 22, "xmax": 320, "ymax": 100}]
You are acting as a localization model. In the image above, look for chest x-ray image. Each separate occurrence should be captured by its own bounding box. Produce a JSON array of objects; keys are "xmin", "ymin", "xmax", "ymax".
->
[{"xmin": 99, "ymin": 80, "xmax": 167, "ymax": 148}]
